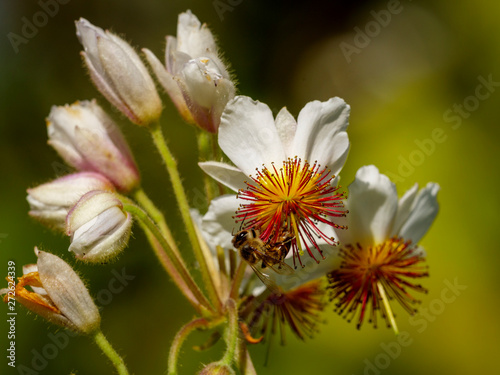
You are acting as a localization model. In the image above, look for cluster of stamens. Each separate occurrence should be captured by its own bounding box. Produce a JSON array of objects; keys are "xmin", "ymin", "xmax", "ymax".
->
[
  {"xmin": 239, "ymin": 279, "xmax": 326, "ymax": 344},
  {"xmin": 235, "ymin": 157, "xmax": 347, "ymax": 267},
  {"xmin": 327, "ymin": 237, "xmax": 428, "ymax": 331}
]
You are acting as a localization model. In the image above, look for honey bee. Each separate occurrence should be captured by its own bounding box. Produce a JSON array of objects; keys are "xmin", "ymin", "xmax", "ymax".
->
[{"xmin": 232, "ymin": 227, "xmax": 294, "ymax": 294}]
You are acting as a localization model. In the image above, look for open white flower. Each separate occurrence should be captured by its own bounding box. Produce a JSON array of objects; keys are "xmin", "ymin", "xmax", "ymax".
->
[
  {"xmin": 144, "ymin": 10, "xmax": 235, "ymax": 133},
  {"xmin": 199, "ymin": 197, "xmax": 329, "ymax": 342},
  {"xmin": 199, "ymin": 95, "xmax": 351, "ymax": 266},
  {"xmin": 326, "ymin": 165, "xmax": 440, "ymax": 332}
]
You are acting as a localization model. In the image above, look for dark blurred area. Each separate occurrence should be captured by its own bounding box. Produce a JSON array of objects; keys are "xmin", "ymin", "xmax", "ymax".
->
[{"xmin": 1, "ymin": 0, "xmax": 498, "ymax": 374}]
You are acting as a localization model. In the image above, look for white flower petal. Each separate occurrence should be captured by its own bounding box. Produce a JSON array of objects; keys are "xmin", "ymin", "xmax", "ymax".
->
[
  {"xmin": 201, "ymin": 195, "xmax": 240, "ymax": 250},
  {"xmin": 218, "ymin": 96, "xmax": 286, "ymax": 176},
  {"xmin": 291, "ymin": 97, "xmax": 350, "ymax": 176},
  {"xmin": 176, "ymin": 10, "xmax": 217, "ymax": 58},
  {"xmin": 390, "ymin": 183, "xmax": 419, "ymax": 237},
  {"xmin": 143, "ymin": 48, "xmax": 189, "ymax": 117},
  {"xmin": 198, "ymin": 161, "xmax": 248, "ymax": 192},
  {"xmin": 274, "ymin": 107, "xmax": 297, "ymax": 156},
  {"xmin": 398, "ymin": 182, "xmax": 440, "ymax": 244},
  {"xmin": 346, "ymin": 165, "xmax": 398, "ymax": 246}
]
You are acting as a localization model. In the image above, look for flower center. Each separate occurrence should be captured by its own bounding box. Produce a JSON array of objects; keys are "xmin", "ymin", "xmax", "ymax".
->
[
  {"xmin": 327, "ymin": 237, "xmax": 428, "ymax": 332},
  {"xmin": 239, "ymin": 279, "xmax": 326, "ymax": 343},
  {"xmin": 235, "ymin": 157, "xmax": 347, "ymax": 267}
]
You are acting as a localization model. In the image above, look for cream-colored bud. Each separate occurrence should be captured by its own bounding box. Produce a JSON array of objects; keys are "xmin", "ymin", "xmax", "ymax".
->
[
  {"xmin": 47, "ymin": 100, "xmax": 140, "ymax": 192},
  {"xmin": 76, "ymin": 18, "xmax": 162, "ymax": 126},
  {"xmin": 66, "ymin": 191, "xmax": 132, "ymax": 262},
  {"xmin": 27, "ymin": 172, "xmax": 115, "ymax": 232},
  {"xmin": 1, "ymin": 249, "xmax": 100, "ymax": 334},
  {"xmin": 144, "ymin": 10, "xmax": 235, "ymax": 133}
]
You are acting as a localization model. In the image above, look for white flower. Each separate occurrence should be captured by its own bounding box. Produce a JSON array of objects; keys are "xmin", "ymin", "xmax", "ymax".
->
[
  {"xmin": 199, "ymin": 198, "xmax": 330, "ymax": 342},
  {"xmin": 144, "ymin": 10, "xmax": 235, "ymax": 133},
  {"xmin": 199, "ymin": 95, "xmax": 351, "ymax": 266},
  {"xmin": 27, "ymin": 172, "xmax": 115, "ymax": 231},
  {"xmin": 66, "ymin": 191, "xmax": 132, "ymax": 262},
  {"xmin": 76, "ymin": 18, "xmax": 162, "ymax": 126},
  {"xmin": 47, "ymin": 100, "xmax": 140, "ymax": 192},
  {"xmin": 0, "ymin": 249, "xmax": 100, "ymax": 334},
  {"xmin": 335, "ymin": 165, "xmax": 440, "ymax": 249},
  {"xmin": 198, "ymin": 196, "xmax": 332, "ymax": 294},
  {"xmin": 326, "ymin": 165, "xmax": 440, "ymax": 331}
]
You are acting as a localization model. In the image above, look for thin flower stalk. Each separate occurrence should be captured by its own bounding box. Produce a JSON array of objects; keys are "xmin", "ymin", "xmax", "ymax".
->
[
  {"xmin": 167, "ymin": 317, "xmax": 214, "ymax": 375},
  {"xmin": 122, "ymin": 201, "xmax": 213, "ymax": 314},
  {"xmin": 132, "ymin": 187, "xmax": 178, "ymax": 254},
  {"xmin": 149, "ymin": 120, "xmax": 221, "ymax": 310},
  {"xmin": 93, "ymin": 330, "xmax": 130, "ymax": 375}
]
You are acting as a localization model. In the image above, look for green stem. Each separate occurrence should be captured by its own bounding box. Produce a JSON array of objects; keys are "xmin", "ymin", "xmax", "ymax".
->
[
  {"xmin": 136, "ymin": 218, "xmax": 200, "ymax": 311},
  {"xmin": 133, "ymin": 188, "xmax": 177, "ymax": 251},
  {"xmin": 150, "ymin": 121, "xmax": 220, "ymax": 310},
  {"xmin": 196, "ymin": 129, "xmax": 216, "ymax": 205},
  {"xmin": 123, "ymin": 202, "xmax": 212, "ymax": 315},
  {"xmin": 238, "ymin": 342, "xmax": 257, "ymax": 375},
  {"xmin": 93, "ymin": 330, "xmax": 129, "ymax": 375},
  {"xmin": 220, "ymin": 299, "xmax": 239, "ymax": 367},
  {"xmin": 167, "ymin": 318, "xmax": 210, "ymax": 375},
  {"xmin": 230, "ymin": 261, "xmax": 247, "ymax": 300}
]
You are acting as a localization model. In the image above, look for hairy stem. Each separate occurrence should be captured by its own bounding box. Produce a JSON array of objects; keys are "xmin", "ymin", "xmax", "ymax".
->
[
  {"xmin": 150, "ymin": 121, "xmax": 221, "ymax": 311},
  {"xmin": 123, "ymin": 202, "xmax": 212, "ymax": 315},
  {"xmin": 93, "ymin": 330, "xmax": 129, "ymax": 375}
]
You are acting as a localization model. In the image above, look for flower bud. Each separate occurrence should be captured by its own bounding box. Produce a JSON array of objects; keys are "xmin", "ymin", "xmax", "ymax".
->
[
  {"xmin": 198, "ymin": 362, "xmax": 235, "ymax": 375},
  {"xmin": 144, "ymin": 10, "xmax": 235, "ymax": 133},
  {"xmin": 47, "ymin": 100, "xmax": 140, "ymax": 192},
  {"xmin": 1, "ymin": 248, "xmax": 100, "ymax": 334},
  {"xmin": 76, "ymin": 18, "xmax": 163, "ymax": 126},
  {"xmin": 66, "ymin": 191, "xmax": 132, "ymax": 262},
  {"xmin": 27, "ymin": 172, "xmax": 115, "ymax": 232}
]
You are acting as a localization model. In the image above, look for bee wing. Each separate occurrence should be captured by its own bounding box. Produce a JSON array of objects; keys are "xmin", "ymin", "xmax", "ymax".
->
[
  {"xmin": 249, "ymin": 263, "xmax": 282, "ymax": 295},
  {"xmin": 264, "ymin": 258, "xmax": 295, "ymax": 275}
]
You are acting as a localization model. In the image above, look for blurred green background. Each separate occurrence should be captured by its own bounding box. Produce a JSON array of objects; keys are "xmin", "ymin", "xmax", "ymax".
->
[{"xmin": 1, "ymin": 0, "xmax": 498, "ymax": 374}]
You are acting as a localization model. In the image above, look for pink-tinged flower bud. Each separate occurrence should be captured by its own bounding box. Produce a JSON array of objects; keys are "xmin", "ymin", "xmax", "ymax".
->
[
  {"xmin": 75, "ymin": 18, "xmax": 163, "ymax": 126},
  {"xmin": 144, "ymin": 10, "xmax": 235, "ymax": 133},
  {"xmin": 47, "ymin": 100, "xmax": 140, "ymax": 192},
  {"xmin": 198, "ymin": 362, "xmax": 235, "ymax": 375},
  {"xmin": 66, "ymin": 191, "xmax": 132, "ymax": 262},
  {"xmin": 27, "ymin": 172, "xmax": 115, "ymax": 232},
  {"xmin": 1, "ymin": 249, "xmax": 100, "ymax": 334}
]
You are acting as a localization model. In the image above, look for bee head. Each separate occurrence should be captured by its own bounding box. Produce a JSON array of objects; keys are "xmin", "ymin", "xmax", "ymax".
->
[{"xmin": 232, "ymin": 230, "xmax": 249, "ymax": 247}]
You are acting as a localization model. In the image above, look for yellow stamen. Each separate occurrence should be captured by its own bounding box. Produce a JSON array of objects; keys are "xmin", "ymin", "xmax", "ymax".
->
[{"xmin": 377, "ymin": 281, "xmax": 399, "ymax": 335}]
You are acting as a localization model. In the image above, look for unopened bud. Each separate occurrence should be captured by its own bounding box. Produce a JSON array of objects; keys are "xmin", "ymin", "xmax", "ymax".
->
[
  {"xmin": 66, "ymin": 191, "xmax": 132, "ymax": 262},
  {"xmin": 1, "ymin": 249, "xmax": 100, "ymax": 334},
  {"xmin": 76, "ymin": 18, "xmax": 163, "ymax": 126},
  {"xmin": 198, "ymin": 362, "xmax": 235, "ymax": 375},
  {"xmin": 27, "ymin": 172, "xmax": 115, "ymax": 232},
  {"xmin": 144, "ymin": 10, "xmax": 235, "ymax": 133},
  {"xmin": 47, "ymin": 100, "xmax": 140, "ymax": 192}
]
